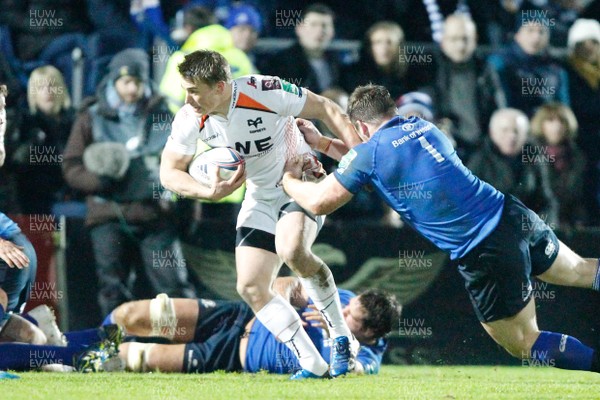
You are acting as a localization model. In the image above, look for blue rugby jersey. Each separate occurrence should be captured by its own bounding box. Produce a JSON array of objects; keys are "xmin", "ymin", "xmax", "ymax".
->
[
  {"xmin": 0, "ymin": 213, "xmax": 20, "ymax": 240},
  {"xmin": 334, "ymin": 116, "xmax": 504, "ymax": 260},
  {"xmin": 245, "ymin": 289, "xmax": 386, "ymax": 374}
]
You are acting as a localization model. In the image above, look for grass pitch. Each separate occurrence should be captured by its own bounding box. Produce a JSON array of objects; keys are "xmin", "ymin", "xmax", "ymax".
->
[{"xmin": 2, "ymin": 366, "xmax": 598, "ymax": 400}]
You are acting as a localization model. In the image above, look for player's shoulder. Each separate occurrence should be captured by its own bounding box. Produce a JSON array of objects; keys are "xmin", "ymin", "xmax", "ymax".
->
[{"xmin": 236, "ymin": 74, "xmax": 304, "ymax": 97}]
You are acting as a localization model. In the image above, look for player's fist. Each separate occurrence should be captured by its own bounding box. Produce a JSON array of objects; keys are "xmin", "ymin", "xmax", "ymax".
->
[{"xmin": 296, "ymin": 118, "xmax": 323, "ymax": 150}]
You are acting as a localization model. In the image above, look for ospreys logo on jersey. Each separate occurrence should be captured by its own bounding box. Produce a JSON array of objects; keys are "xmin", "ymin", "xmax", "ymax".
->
[
  {"xmin": 247, "ymin": 117, "xmax": 263, "ymax": 128},
  {"xmin": 337, "ymin": 149, "xmax": 357, "ymax": 174}
]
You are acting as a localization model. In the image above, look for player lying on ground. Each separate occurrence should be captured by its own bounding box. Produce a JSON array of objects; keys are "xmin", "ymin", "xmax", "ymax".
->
[
  {"xmin": 160, "ymin": 49, "xmax": 363, "ymax": 379},
  {"xmin": 282, "ymin": 84, "xmax": 600, "ymax": 373},
  {"xmin": 105, "ymin": 277, "xmax": 400, "ymax": 375}
]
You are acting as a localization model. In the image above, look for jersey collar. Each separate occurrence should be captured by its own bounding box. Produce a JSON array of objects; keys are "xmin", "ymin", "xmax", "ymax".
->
[{"xmin": 224, "ymin": 80, "xmax": 239, "ymax": 121}]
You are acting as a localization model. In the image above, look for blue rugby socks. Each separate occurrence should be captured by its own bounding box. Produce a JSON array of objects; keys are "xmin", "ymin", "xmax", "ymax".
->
[{"xmin": 529, "ymin": 331, "xmax": 597, "ymax": 371}]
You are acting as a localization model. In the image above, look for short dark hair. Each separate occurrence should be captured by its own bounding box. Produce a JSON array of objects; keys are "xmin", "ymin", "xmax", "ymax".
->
[
  {"xmin": 304, "ymin": 3, "xmax": 335, "ymax": 19},
  {"xmin": 347, "ymin": 84, "xmax": 397, "ymax": 124},
  {"xmin": 0, "ymin": 84, "xmax": 7, "ymax": 97},
  {"xmin": 178, "ymin": 50, "xmax": 232, "ymax": 86},
  {"xmin": 184, "ymin": 6, "xmax": 216, "ymax": 31},
  {"xmin": 358, "ymin": 289, "xmax": 401, "ymax": 340}
]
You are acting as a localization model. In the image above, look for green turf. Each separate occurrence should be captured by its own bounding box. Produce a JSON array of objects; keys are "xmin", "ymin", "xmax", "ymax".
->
[{"xmin": 2, "ymin": 366, "xmax": 598, "ymax": 400}]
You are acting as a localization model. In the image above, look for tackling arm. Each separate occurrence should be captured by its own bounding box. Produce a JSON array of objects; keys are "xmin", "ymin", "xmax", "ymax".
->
[{"xmin": 282, "ymin": 159, "xmax": 354, "ymax": 215}]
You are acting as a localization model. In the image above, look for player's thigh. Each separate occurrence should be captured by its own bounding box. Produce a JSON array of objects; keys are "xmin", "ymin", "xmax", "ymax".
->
[
  {"xmin": 275, "ymin": 202, "xmax": 322, "ymax": 266},
  {"xmin": 235, "ymin": 239, "xmax": 282, "ymax": 292},
  {"xmin": 536, "ymin": 240, "xmax": 593, "ymax": 287},
  {"xmin": 481, "ymin": 297, "xmax": 540, "ymax": 357}
]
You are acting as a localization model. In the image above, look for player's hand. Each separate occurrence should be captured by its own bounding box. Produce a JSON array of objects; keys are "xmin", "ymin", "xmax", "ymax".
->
[
  {"xmin": 296, "ymin": 118, "xmax": 323, "ymax": 150},
  {"xmin": 301, "ymin": 153, "xmax": 326, "ymax": 183},
  {"xmin": 208, "ymin": 163, "xmax": 246, "ymax": 201},
  {"xmin": 302, "ymin": 304, "xmax": 329, "ymax": 334},
  {"xmin": 284, "ymin": 155, "xmax": 303, "ymax": 180},
  {"xmin": 0, "ymin": 238, "xmax": 29, "ymax": 269}
]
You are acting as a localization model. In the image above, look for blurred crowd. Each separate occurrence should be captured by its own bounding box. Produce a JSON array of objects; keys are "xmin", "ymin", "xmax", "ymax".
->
[{"xmin": 0, "ymin": 0, "xmax": 599, "ymax": 311}]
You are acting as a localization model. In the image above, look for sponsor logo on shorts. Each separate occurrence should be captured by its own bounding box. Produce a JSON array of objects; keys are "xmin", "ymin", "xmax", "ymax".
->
[{"xmin": 544, "ymin": 240, "xmax": 556, "ymax": 257}]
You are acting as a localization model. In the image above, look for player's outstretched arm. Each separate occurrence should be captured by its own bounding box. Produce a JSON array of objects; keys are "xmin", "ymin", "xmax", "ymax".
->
[
  {"xmin": 282, "ymin": 156, "xmax": 353, "ymax": 215},
  {"xmin": 298, "ymin": 91, "xmax": 362, "ymax": 149},
  {"xmin": 160, "ymin": 148, "xmax": 245, "ymax": 201}
]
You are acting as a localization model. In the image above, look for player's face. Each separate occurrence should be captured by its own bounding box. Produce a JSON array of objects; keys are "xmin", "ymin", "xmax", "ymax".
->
[
  {"xmin": 515, "ymin": 23, "xmax": 549, "ymax": 55},
  {"xmin": 370, "ymin": 29, "xmax": 401, "ymax": 67},
  {"xmin": 441, "ymin": 19, "xmax": 477, "ymax": 63},
  {"xmin": 296, "ymin": 12, "xmax": 334, "ymax": 52},
  {"xmin": 342, "ymin": 296, "xmax": 372, "ymax": 343},
  {"xmin": 115, "ymin": 76, "xmax": 144, "ymax": 104},
  {"xmin": 182, "ymin": 78, "xmax": 223, "ymax": 115}
]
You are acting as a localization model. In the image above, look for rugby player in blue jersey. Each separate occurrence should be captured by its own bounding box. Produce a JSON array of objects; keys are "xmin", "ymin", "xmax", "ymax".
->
[
  {"xmin": 282, "ymin": 84, "xmax": 600, "ymax": 374},
  {"xmin": 101, "ymin": 277, "xmax": 399, "ymax": 375}
]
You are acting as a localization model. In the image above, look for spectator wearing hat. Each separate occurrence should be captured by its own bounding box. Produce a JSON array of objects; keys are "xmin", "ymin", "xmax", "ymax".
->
[
  {"xmin": 487, "ymin": 3, "xmax": 570, "ymax": 117},
  {"xmin": 566, "ymin": 18, "xmax": 600, "ymax": 224},
  {"xmin": 63, "ymin": 48, "xmax": 197, "ymax": 317},
  {"xmin": 224, "ymin": 3, "xmax": 262, "ymax": 65}
]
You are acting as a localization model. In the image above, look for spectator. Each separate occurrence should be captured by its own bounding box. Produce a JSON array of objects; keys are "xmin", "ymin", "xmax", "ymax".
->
[
  {"xmin": 429, "ymin": 13, "xmax": 506, "ymax": 159},
  {"xmin": 566, "ymin": 18, "xmax": 600, "ymax": 224},
  {"xmin": 224, "ymin": 3, "xmax": 262, "ymax": 65},
  {"xmin": 159, "ymin": 6, "xmax": 255, "ymax": 113},
  {"xmin": 468, "ymin": 108, "xmax": 558, "ymax": 225},
  {"xmin": 396, "ymin": 0, "xmax": 488, "ymax": 43},
  {"xmin": 341, "ymin": 21, "xmax": 418, "ymax": 100},
  {"xmin": 487, "ymin": 6, "xmax": 570, "ymax": 116},
  {"xmin": 265, "ymin": 3, "xmax": 339, "ymax": 94},
  {"xmin": 9, "ymin": 66, "xmax": 76, "ymax": 214},
  {"xmin": 530, "ymin": 103, "xmax": 585, "ymax": 228},
  {"xmin": 63, "ymin": 49, "xmax": 196, "ymax": 316}
]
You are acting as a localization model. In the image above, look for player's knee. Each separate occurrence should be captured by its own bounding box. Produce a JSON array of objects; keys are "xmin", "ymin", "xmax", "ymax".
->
[
  {"xmin": 277, "ymin": 242, "xmax": 310, "ymax": 271},
  {"xmin": 114, "ymin": 301, "xmax": 147, "ymax": 332},
  {"xmin": 121, "ymin": 342, "xmax": 155, "ymax": 372},
  {"xmin": 499, "ymin": 333, "xmax": 538, "ymax": 359},
  {"xmin": 236, "ymin": 281, "xmax": 269, "ymax": 310},
  {"xmin": 24, "ymin": 323, "xmax": 47, "ymax": 345}
]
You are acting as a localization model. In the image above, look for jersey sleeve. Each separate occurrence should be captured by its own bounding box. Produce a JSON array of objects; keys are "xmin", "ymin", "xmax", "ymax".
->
[
  {"xmin": 250, "ymin": 75, "xmax": 307, "ymax": 116},
  {"xmin": 333, "ymin": 144, "xmax": 373, "ymax": 194},
  {"xmin": 164, "ymin": 104, "xmax": 201, "ymax": 156},
  {"xmin": 356, "ymin": 338, "xmax": 387, "ymax": 375}
]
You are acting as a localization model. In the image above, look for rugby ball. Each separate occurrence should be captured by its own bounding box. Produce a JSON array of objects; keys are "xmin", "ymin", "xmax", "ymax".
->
[{"xmin": 188, "ymin": 147, "xmax": 245, "ymax": 186}]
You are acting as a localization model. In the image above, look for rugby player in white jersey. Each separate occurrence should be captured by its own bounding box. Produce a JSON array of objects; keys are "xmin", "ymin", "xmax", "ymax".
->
[{"xmin": 158, "ymin": 50, "xmax": 361, "ymax": 379}]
